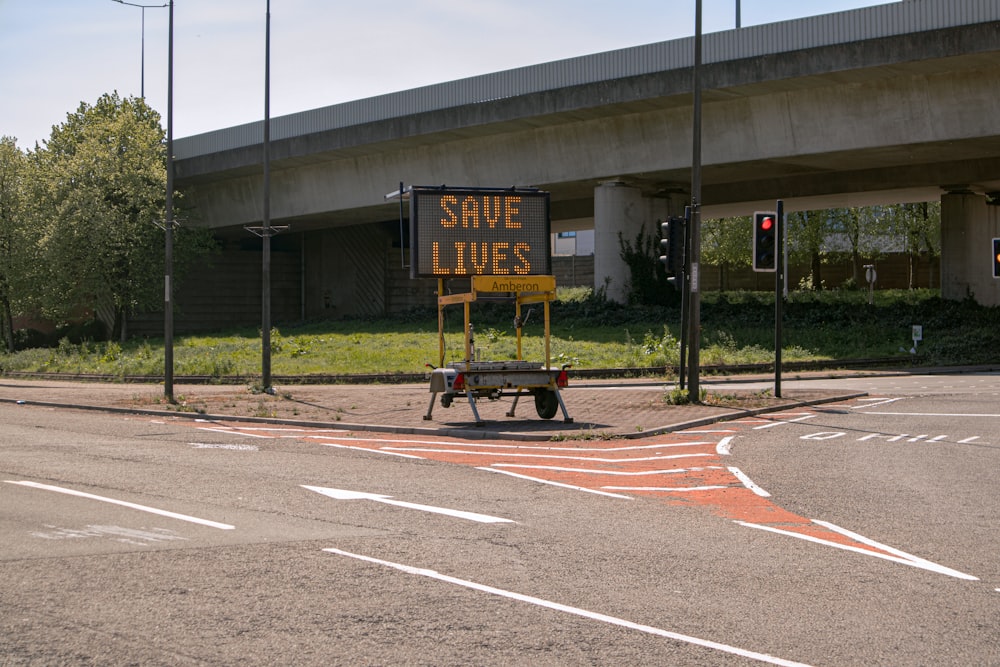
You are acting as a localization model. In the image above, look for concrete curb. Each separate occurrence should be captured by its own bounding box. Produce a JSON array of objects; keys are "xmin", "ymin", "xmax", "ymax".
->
[{"xmin": 0, "ymin": 391, "xmax": 866, "ymax": 441}]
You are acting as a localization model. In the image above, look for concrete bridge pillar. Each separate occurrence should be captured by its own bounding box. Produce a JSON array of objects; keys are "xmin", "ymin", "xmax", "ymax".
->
[
  {"xmin": 941, "ymin": 189, "xmax": 1000, "ymax": 306},
  {"xmin": 593, "ymin": 181, "xmax": 670, "ymax": 303}
]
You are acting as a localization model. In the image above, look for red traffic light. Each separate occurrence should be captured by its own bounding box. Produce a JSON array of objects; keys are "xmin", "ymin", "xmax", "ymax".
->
[
  {"xmin": 993, "ymin": 238, "xmax": 1000, "ymax": 279},
  {"xmin": 753, "ymin": 211, "xmax": 778, "ymax": 272}
]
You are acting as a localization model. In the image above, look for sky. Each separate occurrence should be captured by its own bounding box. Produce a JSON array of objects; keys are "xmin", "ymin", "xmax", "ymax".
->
[{"xmin": 1, "ymin": 1, "xmax": 899, "ymax": 149}]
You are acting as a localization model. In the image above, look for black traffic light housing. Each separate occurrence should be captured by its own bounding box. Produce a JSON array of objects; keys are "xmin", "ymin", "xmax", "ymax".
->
[
  {"xmin": 753, "ymin": 211, "xmax": 777, "ymax": 272},
  {"xmin": 993, "ymin": 238, "xmax": 1000, "ymax": 279},
  {"xmin": 659, "ymin": 216, "xmax": 686, "ymax": 277}
]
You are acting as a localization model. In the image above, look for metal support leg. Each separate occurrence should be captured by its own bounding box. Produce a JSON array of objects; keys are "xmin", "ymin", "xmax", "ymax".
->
[
  {"xmin": 424, "ymin": 392, "xmax": 437, "ymax": 420},
  {"xmin": 466, "ymin": 390, "xmax": 485, "ymax": 426},
  {"xmin": 506, "ymin": 390, "xmax": 523, "ymax": 417},
  {"xmin": 554, "ymin": 387, "xmax": 573, "ymax": 423}
]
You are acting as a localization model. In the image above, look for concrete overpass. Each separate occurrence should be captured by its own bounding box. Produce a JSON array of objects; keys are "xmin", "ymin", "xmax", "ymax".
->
[{"xmin": 172, "ymin": 0, "xmax": 1000, "ymax": 321}]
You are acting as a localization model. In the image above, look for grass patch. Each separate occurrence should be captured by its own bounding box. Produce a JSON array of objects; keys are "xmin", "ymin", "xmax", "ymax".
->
[{"xmin": 2, "ymin": 289, "xmax": 997, "ymax": 378}]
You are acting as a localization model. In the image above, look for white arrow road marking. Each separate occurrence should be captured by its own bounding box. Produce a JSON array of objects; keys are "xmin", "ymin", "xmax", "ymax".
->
[
  {"xmin": 302, "ymin": 486, "xmax": 514, "ymax": 524},
  {"xmin": 5, "ymin": 481, "xmax": 235, "ymax": 530},
  {"xmin": 323, "ymin": 547, "xmax": 815, "ymax": 667}
]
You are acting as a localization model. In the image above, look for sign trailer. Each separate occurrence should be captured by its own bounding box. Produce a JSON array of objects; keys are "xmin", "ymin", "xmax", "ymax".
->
[{"xmin": 393, "ymin": 185, "xmax": 571, "ymax": 426}]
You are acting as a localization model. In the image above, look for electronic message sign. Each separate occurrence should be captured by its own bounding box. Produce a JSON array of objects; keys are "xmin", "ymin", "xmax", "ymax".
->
[{"xmin": 410, "ymin": 187, "xmax": 551, "ymax": 279}]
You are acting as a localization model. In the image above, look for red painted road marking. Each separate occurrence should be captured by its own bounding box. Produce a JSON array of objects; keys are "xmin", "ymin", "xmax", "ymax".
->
[{"xmin": 189, "ymin": 416, "xmax": 978, "ymax": 580}]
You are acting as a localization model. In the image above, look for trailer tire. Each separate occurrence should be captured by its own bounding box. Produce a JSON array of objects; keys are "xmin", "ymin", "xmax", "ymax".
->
[{"xmin": 534, "ymin": 389, "xmax": 559, "ymax": 419}]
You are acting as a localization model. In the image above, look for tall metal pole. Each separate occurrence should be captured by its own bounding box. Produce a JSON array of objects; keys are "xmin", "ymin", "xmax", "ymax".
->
[
  {"xmin": 774, "ymin": 199, "xmax": 784, "ymax": 398},
  {"xmin": 688, "ymin": 0, "xmax": 703, "ymax": 401},
  {"xmin": 140, "ymin": 6, "xmax": 146, "ymax": 96},
  {"xmin": 736, "ymin": 0, "xmax": 741, "ymax": 29},
  {"xmin": 164, "ymin": 0, "xmax": 174, "ymax": 401},
  {"xmin": 110, "ymin": 1, "xmax": 168, "ymax": 98},
  {"xmin": 261, "ymin": 0, "xmax": 273, "ymax": 392}
]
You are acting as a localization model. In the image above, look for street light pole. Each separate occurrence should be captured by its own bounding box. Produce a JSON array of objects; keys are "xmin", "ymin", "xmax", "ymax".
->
[
  {"xmin": 110, "ymin": 0, "xmax": 168, "ymax": 99},
  {"xmin": 688, "ymin": 0, "xmax": 703, "ymax": 402},
  {"xmin": 262, "ymin": 0, "xmax": 273, "ymax": 392},
  {"xmin": 245, "ymin": 0, "xmax": 285, "ymax": 393},
  {"xmin": 164, "ymin": 0, "xmax": 175, "ymax": 401}
]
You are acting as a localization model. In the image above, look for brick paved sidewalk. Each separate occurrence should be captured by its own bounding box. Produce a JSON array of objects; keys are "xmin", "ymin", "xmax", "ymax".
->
[{"xmin": 0, "ymin": 377, "xmax": 861, "ymax": 440}]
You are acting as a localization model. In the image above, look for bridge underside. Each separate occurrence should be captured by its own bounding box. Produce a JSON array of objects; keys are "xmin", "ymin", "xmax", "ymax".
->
[{"xmin": 170, "ymin": 22, "xmax": 1000, "ymax": 320}]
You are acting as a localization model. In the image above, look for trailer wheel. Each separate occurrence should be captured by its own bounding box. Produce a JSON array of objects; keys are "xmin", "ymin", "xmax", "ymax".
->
[{"xmin": 534, "ymin": 389, "xmax": 559, "ymax": 419}]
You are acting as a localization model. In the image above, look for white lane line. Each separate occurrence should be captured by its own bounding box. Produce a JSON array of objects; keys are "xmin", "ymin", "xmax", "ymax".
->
[
  {"xmin": 736, "ymin": 520, "xmax": 978, "ymax": 581},
  {"xmin": 478, "ymin": 468, "xmax": 633, "ymax": 499},
  {"xmin": 196, "ymin": 423, "xmax": 349, "ymax": 435},
  {"xmin": 319, "ymin": 440, "xmax": 713, "ymax": 452},
  {"xmin": 727, "ymin": 467, "xmax": 771, "ymax": 497},
  {"xmin": 198, "ymin": 426, "xmax": 273, "ymax": 439},
  {"xmin": 4, "ymin": 481, "xmax": 235, "ymax": 530},
  {"xmin": 190, "ymin": 442, "xmax": 259, "ymax": 451},
  {"xmin": 812, "ymin": 520, "xmax": 979, "ymax": 581},
  {"xmin": 753, "ymin": 414, "xmax": 817, "ymax": 430},
  {"xmin": 716, "ymin": 436, "xmax": 735, "ymax": 456},
  {"xmin": 379, "ymin": 448, "xmax": 713, "ymax": 463},
  {"xmin": 603, "ymin": 485, "xmax": 731, "ymax": 492},
  {"xmin": 323, "ymin": 547, "xmax": 815, "ymax": 667},
  {"xmin": 681, "ymin": 429, "xmax": 737, "ymax": 434},
  {"xmin": 859, "ymin": 411, "xmax": 1000, "ymax": 418},
  {"xmin": 319, "ymin": 443, "xmax": 424, "ymax": 459},
  {"xmin": 309, "ymin": 435, "xmax": 713, "ymax": 452},
  {"xmin": 492, "ymin": 464, "xmax": 725, "ymax": 476},
  {"xmin": 853, "ymin": 398, "xmax": 903, "ymax": 409}
]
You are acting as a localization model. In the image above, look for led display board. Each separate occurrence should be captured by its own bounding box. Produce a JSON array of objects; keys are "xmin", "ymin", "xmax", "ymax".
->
[{"xmin": 410, "ymin": 187, "xmax": 551, "ymax": 278}]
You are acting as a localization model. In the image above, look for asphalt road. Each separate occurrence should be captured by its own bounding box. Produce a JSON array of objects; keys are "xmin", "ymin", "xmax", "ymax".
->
[{"xmin": 1, "ymin": 372, "xmax": 998, "ymax": 666}]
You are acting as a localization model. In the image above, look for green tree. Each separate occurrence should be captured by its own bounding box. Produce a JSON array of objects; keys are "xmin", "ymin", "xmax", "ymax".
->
[
  {"xmin": 786, "ymin": 209, "xmax": 829, "ymax": 290},
  {"xmin": 890, "ymin": 202, "xmax": 940, "ymax": 289},
  {"xmin": 701, "ymin": 215, "xmax": 751, "ymax": 291},
  {"xmin": 0, "ymin": 136, "xmax": 29, "ymax": 350},
  {"xmin": 27, "ymin": 93, "xmax": 213, "ymax": 341}
]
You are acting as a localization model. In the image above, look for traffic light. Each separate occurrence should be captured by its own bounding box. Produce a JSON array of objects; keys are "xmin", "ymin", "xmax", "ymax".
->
[
  {"xmin": 753, "ymin": 211, "xmax": 777, "ymax": 272},
  {"xmin": 659, "ymin": 217, "xmax": 685, "ymax": 275},
  {"xmin": 993, "ymin": 238, "xmax": 1000, "ymax": 279}
]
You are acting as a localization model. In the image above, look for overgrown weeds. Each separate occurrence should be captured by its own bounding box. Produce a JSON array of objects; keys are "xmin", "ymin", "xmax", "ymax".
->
[{"xmin": 2, "ymin": 289, "xmax": 996, "ymax": 378}]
